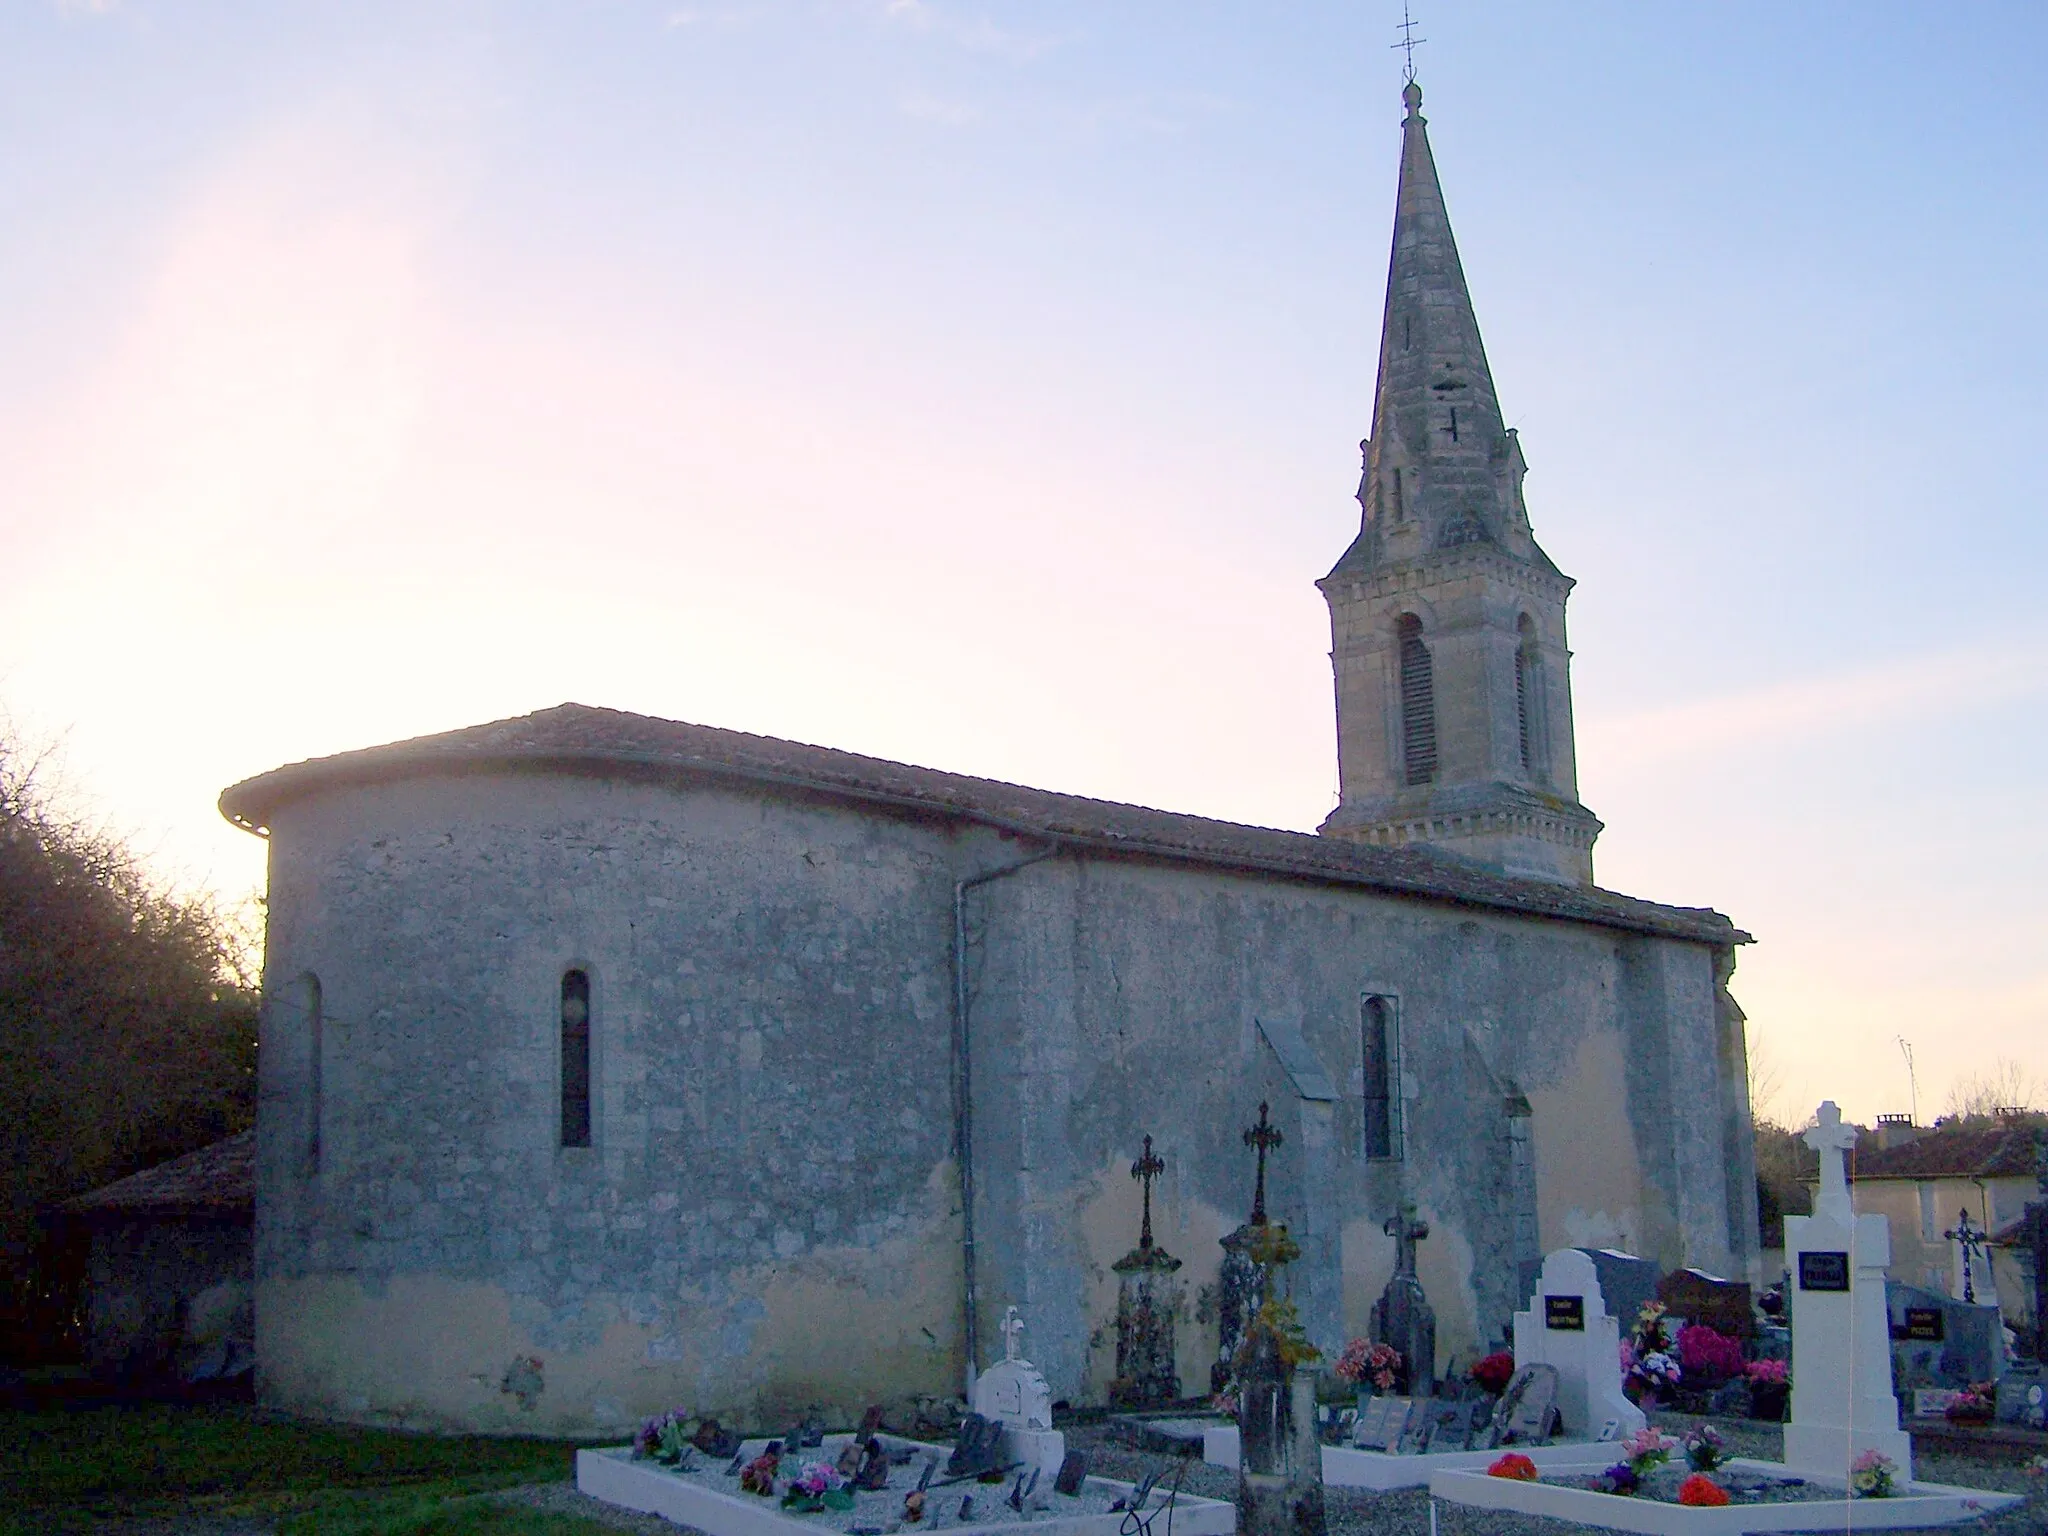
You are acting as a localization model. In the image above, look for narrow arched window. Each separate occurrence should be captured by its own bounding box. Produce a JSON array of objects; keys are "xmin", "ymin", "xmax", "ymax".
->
[
  {"xmin": 299, "ymin": 973, "xmax": 324, "ymax": 1176},
  {"xmin": 1397, "ymin": 615, "xmax": 1437, "ymax": 786},
  {"xmin": 1515, "ymin": 615, "xmax": 1545, "ymax": 782},
  {"xmin": 560, "ymin": 969, "xmax": 592, "ymax": 1149},
  {"xmin": 1362, "ymin": 995, "xmax": 1401, "ymax": 1160}
]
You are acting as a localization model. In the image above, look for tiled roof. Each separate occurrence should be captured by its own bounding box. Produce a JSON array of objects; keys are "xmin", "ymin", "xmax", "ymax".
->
[
  {"xmin": 1850, "ymin": 1125, "xmax": 2044, "ymax": 1182},
  {"xmin": 219, "ymin": 703, "xmax": 1747, "ymax": 947},
  {"xmin": 59, "ymin": 1131, "xmax": 253, "ymax": 1220}
]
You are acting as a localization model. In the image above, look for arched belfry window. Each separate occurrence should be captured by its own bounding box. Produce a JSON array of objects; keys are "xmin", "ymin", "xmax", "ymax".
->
[
  {"xmin": 1397, "ymin": 615, "xmax": 1437, "ymax": 786},
  {"xmin": 1362, "ymin": 994, "xmax": 1403, "ymax": 1160},
  {"xmin": 560, "ymin": 969, "xmax": 592, "ymax": 1149},
  {"xmin": 1515, "ymin": 615, "xmax": 1546, "ymax": 782}
]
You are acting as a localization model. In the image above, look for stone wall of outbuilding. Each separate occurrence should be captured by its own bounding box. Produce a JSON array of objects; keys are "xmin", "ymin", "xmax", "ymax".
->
[{"xmin": 254, "ymin": 765, "xmax": 1750, "ymax": 1433}]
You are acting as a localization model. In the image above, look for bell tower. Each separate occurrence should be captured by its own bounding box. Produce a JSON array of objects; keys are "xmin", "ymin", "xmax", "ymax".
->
[{"xmin": 1318, "ymin": 80, "xmax": 1601, "ymax": 884}]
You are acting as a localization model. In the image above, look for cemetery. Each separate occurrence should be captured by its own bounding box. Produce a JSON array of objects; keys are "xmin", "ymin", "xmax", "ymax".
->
[{"xmin": 561, "ymin": 1098, "xmax": 2043, "ymax": 1535}]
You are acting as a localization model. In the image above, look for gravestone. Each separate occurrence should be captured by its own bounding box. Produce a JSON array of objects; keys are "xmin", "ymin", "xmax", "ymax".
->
[
  {"xmin": 970, "ymin": 1307, "xmax": 1065, "ymax": 1480},
  {"xmin": 1996, "ymin": 1363, "xmax": 2046, "ymax": 1429},
  {"xmin": 1488, "ymin": 1364, "xmax": 1562, "ymax": 1446},
  {"xmin": 1510, "ymin": 1248, "xmax": 1645, "ymax": 1441},
  {"xmin": 1888, "ymin": 1281, "xmax": 2005, "ymax": 1390},
  {"xmin": 1235, "ymin": 1323, "xmax": 1326, "ymax": 1536},
  {"xmin": 1110, "ymin": 1135, "xmax": 1184, "ymax": 1407},
  {"xmin": 1657, "ymin": 1266, "xmax": 1754, "ymax": 1340},
  {"xmin": 1212, "ymin": 1103, "xmax": 1284, "ymax": 1395},
  {"xmin": 1783, "ymin": 1101, "xmax": 1914, "ymax": 1482},
  {"xmin": 1574, "ymin": 1248, "xmax": 1660, "ymax": 1337},
  {"xmin": 1369, "ymin": 1202, "xmax": 1436, "ymax": 1399}
]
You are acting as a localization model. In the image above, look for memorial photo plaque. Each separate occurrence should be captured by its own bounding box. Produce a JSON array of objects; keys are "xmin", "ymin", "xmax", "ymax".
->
[
  {"xmin": 1543, "ymin": 1295, "xmax": 1585, "ymax": 1331},
  {"xmin": 1798, "ymin": 1251, "xmax": 1850, "ymax": 1292}
]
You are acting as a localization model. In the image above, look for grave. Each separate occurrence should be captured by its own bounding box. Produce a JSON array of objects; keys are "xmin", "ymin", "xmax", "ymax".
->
[
  {"xmin": 1210, "ymin": 1103, "xmax": 1281, "ymax": 1395},
  {"xmin": 1427, "ymin": 1454, "xmax": 2021, "ymax": 1533},
  {"xmin": 1511, "ymin": 1248, "xmax": 1646, "ymax": 1442},
  {"xmin": 1888, "ymin": 1281, "xmax": 2005, "ymax": 1394},
  {"xmin": 973, "ymin": 1308, "xmax": 1065, "ymax": 1480},
  {"xmin": 1655, "ymin": 1267, "xmax": 1753, "ymax": 1341},
  {"xmin": 1782, "ymin": 1101, "xmax": 1913, "ymax": 1482},
  {"xmin": 1995, "ymin": 1362, "xmax": 2046, "ymax": 1429},
  {"xmin": 1369, "ymin": 1201, "xmax": 1435, "ymax": 1399},
  {"xmin": 577, "ymin": 1434, "xmax": 1236, "ymax": 1536},
  {"xmin": 1576, "ymin": 1248, "xmax": 1661, "ymax": 1336},
  {"xmin": 1108, "ymin": 1136, "xmax": 1182, "ymax": 1408},
  {"xmin": 1232, "ymin": 1216, "xmax": 1327, "ymax": 1536}
]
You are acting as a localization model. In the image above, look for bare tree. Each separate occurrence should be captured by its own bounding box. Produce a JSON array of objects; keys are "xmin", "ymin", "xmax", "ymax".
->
[
  {"xmin": 1745, "ymin": 1029, "xmax": 1787, "ymax": 1129},
  {"xmin": 1942, "ymin": 1057, "xmax": 2043, "ymax": 1122}
]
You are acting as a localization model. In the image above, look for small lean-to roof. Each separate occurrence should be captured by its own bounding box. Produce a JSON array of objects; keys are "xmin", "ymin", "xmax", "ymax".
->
[
  {"xmin": 1850, "ymin": 1124, "xmax": 2043, "ymax": 1183},
  {"xmin": 219, "ymin": 703, "xmax": 1748, "ymax": 947},
  {"xmin": 58, "ymin": 1131, "xmax": 253, "ymax": 1222}
]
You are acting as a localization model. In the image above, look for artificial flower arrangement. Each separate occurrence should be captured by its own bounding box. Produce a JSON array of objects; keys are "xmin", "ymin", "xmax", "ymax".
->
[
  {"xmin": 1945, "ymin": 1382, "xmax": 1996, "ymax": 1423},
  {"xmin": 1628, "ymin": 1349, "xmax": 1683, "ymax": 1400},
  {"xmin": 1623, "ymin": 1300, "xmax": 1682, "ymax": 1401},
  {"xmin": 1743, "ymin": 1358, "xmax": 1789, "ymax": 1386},
  {"xmin": 1682, "ymin": 1424, "xmax": 1725, "ymax": 1473},
  {"xmin": 1677, "ymin": 1473, "xmax": 1731, "ymax": 1507},
  {"xmin": 740, "ymin": 1449, "xmax": 782, "ymax": 1496},
  {"xmin": 1849, "ymin": 1449, "xmax": 1898, "ymax": 1499},
  {"xmin": 1676, "ymin": 1324, "xmax": 1744, "ymax": 1384},
  {"xmin": 1334, "ymin": 1338, "xmax": 1403, "ymax": 1391},
  {"xmin": 1621, "ymin": 1427, "xmax": 1677, "ymax": 1477},
  {"xmin": 1486, "ymin": 1452, "xmax": 1538, "ymax": 1481},
  {"xmin": 633, "ymin": 1407, "xmax": 695, "ymax": 1465},
  {"xmin": 1589, "ymin": 1462, "xmax": 1639, "ymax": 1496},
  {"xmin": 1469, "ymin": 1350, "xmax": 1515, "ymax": 1396},
  {"xmin": 782, "ymin": 1462, "xmax": 856, "ymax": 1513}
]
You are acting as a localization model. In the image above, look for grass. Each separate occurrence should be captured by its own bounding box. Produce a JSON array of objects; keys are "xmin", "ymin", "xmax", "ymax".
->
[{"xmin": 0, "ymin": 1402, "xmax": 621, "ymax": 1534}]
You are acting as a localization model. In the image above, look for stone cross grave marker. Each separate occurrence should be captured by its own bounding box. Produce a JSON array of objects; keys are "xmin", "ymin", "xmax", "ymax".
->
[
  {"xmin": 1511, "ymin": 1247, "xmax": 1643, "ymax": 1441},
  {"xmin": 1783, "ymin": 1100, "xmax": 1913, "ymax": 1483},
  {"xmin": 1371, "ymin": 1201, "xmax": 1436, "ymax": 1399}
]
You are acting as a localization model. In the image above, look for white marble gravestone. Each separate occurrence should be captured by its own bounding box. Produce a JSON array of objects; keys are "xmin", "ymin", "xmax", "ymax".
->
[
  {"xmin": 1510, "ymin": 1248, "xmax": 1645, "ymax": 1441},
  {"xmin": 972, "ymin": 1307, "xmax": 1066, "ymax": 1479},
  {"xmin": 1783, "ymin": 1101, "xmax": 1913, "ymax": 1481}
]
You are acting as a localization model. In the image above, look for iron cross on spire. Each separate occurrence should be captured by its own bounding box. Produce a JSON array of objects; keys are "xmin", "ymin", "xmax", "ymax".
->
[
  {"xmin": 1244, "ymin": 1101, "xmax": 1285, "ymax": 1226},
  {"xmin": 1393, "ymin": 1, "xmax": 1427, "ymax": 84},
  {"xmin": 1130, "ymin": 1134, "xmax": 1166, "ymax": 1252}
]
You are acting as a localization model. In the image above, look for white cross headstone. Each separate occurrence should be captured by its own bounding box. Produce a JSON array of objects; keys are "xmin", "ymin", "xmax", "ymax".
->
[
  {"xmin": 1511, "ymin": 1248, "xmax": 1644, "ymax": 1441},
  {"xmin": 1783, "ymin": 1101, "xmax": 1913, "ymax": 1484},
  {"xmin": 972, "ymin": 1306, "xmax": 1065, "ymax": 1479}
]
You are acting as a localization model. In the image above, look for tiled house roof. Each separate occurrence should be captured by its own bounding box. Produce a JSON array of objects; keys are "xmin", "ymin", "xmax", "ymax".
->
[
  {"xmin": 58, "ymin": 1131, "xmax": 254, "ymax": 1221},
  {"xmin": 1850, "ymin": 1124, "xmax": 2043, "ymax": 1182},
  {"xmin": 219, "ymin": 704, "xmax": 1747, "ymax": 947}
]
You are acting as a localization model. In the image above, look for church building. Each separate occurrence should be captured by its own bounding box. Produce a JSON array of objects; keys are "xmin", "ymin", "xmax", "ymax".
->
[{"xmin": 222, "ymin": 80, "xmax": 1757, "ymax": 1434}]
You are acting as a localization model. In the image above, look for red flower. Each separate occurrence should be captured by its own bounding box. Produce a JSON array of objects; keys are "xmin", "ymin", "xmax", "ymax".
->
[
  {"xmin": 1678, "ymin": 1474, "xmax": 1730, "ymax": 1507},
  {"xmin": 1470, "ymin": 1351, "xmax": 1515, "ymax": 1395},
  {"xmin": 1488, "ymin": 1453, "xmax": 1538, "ymax": 1481}
]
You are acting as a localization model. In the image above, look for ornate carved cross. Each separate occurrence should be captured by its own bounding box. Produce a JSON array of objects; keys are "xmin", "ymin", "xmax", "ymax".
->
[
  {"xmin": 1384, "ymin": 1199, "xmax": 1429, "ymax": 1279},
  {"xmin": 1944, "ymin": 1209, "xmax": 1989, "ymax": 1305},
  {"xmin": 1130, "ymin": 1134, "xmax": 1165, "ymax": 1252},
  {"xmin": 1244, "ymin": 1101, "xmax": 1284, "ymax": 1226}
]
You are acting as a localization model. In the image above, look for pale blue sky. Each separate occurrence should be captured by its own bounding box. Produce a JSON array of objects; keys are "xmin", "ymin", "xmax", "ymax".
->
[{"xmin": 2, "ymin": 1, "xmax": 2043, "ymax": 1125}]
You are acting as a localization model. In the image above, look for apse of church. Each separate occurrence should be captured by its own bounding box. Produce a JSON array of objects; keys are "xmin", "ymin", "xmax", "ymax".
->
[{"xmin": 221, "ymin": 80, "xmax": 1755, "ymax": 1434}]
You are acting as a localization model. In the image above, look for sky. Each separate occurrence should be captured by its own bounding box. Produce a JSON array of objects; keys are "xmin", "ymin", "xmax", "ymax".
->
[{"xmin": 2, "ymin": 1, "xmax": 2043, "ymax": 1130}]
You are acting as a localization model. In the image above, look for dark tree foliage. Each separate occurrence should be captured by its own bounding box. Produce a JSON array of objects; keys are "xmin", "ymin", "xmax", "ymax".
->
[
  {"xmin": 0, "ymin": 738, "xmax": 256, "ymax": 1356},
  {"xmin": 1752, "ymin": 1117, "xmax": 1816, "ymax": 1250}
]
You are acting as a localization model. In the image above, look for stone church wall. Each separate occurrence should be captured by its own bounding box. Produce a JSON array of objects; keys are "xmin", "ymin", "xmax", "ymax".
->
[{"xmin": 253, "ymin": 766, "xmax": 1748, "ymax": 1433}]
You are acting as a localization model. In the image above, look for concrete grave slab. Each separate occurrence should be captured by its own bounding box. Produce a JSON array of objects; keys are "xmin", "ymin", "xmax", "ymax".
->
[
  {"xmin": 1200, "ymin": 1423, "xmax": 1610, "ymax": 1492},
  {"xmin": 1428, "ymin": 1454, "xmax": 2021, "ymax": 1533},
  {"xmin": 577, "ymin": 1441, "xmax": 1234, "ymax": 1536}
]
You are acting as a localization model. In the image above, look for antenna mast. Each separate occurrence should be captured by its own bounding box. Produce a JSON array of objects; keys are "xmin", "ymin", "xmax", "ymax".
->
[{"xmin": 1897, "ymin": 1036, "xmax": 1919, "ymax": 1126}]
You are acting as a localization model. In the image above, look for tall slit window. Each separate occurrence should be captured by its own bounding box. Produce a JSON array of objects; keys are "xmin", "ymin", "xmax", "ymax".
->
[
  {"xmin": 1515, "ymin": 615, "xmax": 1545, "ymax": 782},
  {"xmin": 1362, "ymin": 995, "xmax": 1401, "ymax": 1159},
  {"xmin": 560, "ymin": 969, "xmax": 592, "ymax": 1149},
  {"xmin": 299, "ymin": 973, "xmax": 324, "ymax": 1176},
  {"xmin": 1397, "ymin": 615, "xmax": 1437, "ymax": 785}
]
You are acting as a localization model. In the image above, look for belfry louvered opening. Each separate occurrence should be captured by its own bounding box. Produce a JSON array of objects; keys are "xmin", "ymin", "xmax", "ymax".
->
[{"xmin": 1397, "ymin": 615, "xmax": 1437, "ymax": 786}]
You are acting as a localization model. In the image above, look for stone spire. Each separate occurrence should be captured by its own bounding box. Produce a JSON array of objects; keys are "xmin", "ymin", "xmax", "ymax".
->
[
  {"xmin": 1317, "ymin": 80, "xmax": 1602, "ymax": 884},
  {"xmin": 1332, "ymin": 78, "xmax": 1547, "ymax": 577}
]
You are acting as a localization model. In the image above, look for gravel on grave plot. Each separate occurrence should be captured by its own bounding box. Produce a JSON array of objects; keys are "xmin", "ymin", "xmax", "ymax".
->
[{"xmin": 498, "ymin": 1412, "xmax": 2048, "ymax": 1536}]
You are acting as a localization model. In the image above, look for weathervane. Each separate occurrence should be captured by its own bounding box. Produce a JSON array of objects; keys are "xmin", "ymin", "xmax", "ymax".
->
[{"xmin": 1393, "ymin": 1, "xmax": 1426, "ymax": 84}]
